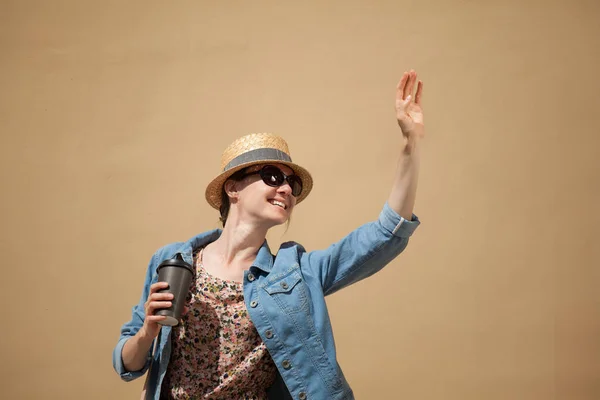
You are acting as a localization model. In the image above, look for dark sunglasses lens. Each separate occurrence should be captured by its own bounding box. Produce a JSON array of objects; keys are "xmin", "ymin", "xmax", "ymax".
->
[
  {"xmin": 260, "ymin": 166, "xmax": 303, "ymax": 197},
  {"xmin": 261, "ymin": 166, "xmax": 284, "ymax": 186},
  {"xmin": 287, "ymin": 175, "xmax": 303, "ymax": 197}
]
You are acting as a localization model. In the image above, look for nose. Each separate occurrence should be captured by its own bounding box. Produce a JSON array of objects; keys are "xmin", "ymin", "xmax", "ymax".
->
[{"xmin": 277, "ymin": 182, "xmax": 293, "ymax": 196}]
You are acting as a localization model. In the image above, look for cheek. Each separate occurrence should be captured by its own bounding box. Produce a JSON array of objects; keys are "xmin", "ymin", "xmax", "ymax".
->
[{"xmin": 242, "ymin": 181, "xmax": 271, "ymax": 204}]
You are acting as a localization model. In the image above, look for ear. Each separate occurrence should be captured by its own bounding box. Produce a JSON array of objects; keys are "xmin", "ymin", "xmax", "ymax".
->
[{"xmin": 223, "ymin": 179, "xmax": 239, "ymax": 202}]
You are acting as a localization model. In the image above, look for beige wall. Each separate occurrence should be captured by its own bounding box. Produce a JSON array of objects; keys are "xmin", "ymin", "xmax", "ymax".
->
[{"xmin": 1, "ymin": 1, "xmax": 599, "ymax": 399}]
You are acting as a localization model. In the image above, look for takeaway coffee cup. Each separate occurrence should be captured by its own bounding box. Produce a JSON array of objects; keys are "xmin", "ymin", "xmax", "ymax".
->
[{"xmin": 155, "ymin": 257, "xmax": 194, "ymax": 326}]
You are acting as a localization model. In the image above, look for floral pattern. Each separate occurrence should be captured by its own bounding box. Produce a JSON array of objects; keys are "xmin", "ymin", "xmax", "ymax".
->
[{"xmin": 161, "ymin": 248, "xmax": 277, "ymax": 399}]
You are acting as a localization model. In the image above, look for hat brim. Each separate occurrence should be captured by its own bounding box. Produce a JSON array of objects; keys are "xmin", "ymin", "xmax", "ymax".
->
[{"xmin": 205, "ymin": 160, "xmax": 313, "ymax": 210}]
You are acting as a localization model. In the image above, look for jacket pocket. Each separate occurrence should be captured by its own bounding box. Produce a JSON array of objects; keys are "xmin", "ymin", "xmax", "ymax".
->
[{"xmin": 262, "ymin": 267, "xmax": 309, "ymax": 314}]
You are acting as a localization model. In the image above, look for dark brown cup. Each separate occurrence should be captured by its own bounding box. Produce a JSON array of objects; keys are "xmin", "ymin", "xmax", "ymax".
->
[{"xmin": 154, "ymin": 258, "xmax": 194, "ymax": 326}]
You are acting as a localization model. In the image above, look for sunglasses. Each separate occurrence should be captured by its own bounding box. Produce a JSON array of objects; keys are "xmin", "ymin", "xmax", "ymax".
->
[{"xmin": 238, "ymin": 165, "xmax": 303, "ymax": 197}]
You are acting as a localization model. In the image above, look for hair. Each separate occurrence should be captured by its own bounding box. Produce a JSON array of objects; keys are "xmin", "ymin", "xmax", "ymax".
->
[
  {"xmin": 219, "ymin": 167, "xmax": 254, "ymax": 227},
  {"xmin": 219, "ymin": 186, "xmax": 232, "ymax": 227}
]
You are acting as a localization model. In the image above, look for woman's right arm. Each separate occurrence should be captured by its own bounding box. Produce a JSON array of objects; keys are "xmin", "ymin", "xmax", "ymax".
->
[
  {"xmin": 112, "ymin": 245, "xmax": 181, "ymax": 381},
  {"xmin": 120, "ymin": 282, "xmax": 172, "ymax": 372}
]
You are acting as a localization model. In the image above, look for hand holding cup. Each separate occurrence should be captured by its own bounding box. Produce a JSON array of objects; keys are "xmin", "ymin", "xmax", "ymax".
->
[{"xmin": 140, "ymin": 282, "xmax": 174, "ymax": 339}]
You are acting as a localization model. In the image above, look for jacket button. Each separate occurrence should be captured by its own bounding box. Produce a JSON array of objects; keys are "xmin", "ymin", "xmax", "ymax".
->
[
  {"xmin": 265, "ymin": 330, "xmax": 273, "ymax": 339},
  {"xmin": 298, "ymin": 392, "xmax": 307, "ymax": 399},
  {"xmin": 247, "ymin": 273, "xmax": 255, "ymax": 282},
  {"xmin": 250, "ymin": 300, "xmax": 258, "ymax": 308},
  {"xmin": 281, "ymin": 281, "xmax": 289, "ymax": 290},
  {"xmin": 282, "ymin": 359, "xmax": 291, "ymax": 369}
]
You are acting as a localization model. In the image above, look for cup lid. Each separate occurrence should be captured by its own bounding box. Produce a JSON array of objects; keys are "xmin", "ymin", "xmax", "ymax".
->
[{"xmin": 157, "ymin": 257, "xmax": 194, "ymax": 274}]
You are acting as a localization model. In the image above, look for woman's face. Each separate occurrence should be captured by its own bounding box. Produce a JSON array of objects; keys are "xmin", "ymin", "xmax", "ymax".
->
[{"xmin": 229, "ymin": 163, "xmax": 298, "ymax": 227}]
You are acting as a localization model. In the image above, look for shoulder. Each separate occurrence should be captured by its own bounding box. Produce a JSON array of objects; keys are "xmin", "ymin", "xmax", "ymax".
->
[
  {"xmin": 141, "ymin": 242, "xmax": 184, "ymax": 276},
  {"xmin": 276, "ymin": 241, "xmax": 311, "ymax": 266},
  {"xmin": 278, "ymin": 240, "xmax": 306, "ymax": 254},
  {"xmin": 152, "ymin": 242, "xmax": 185, "ymax": 259},
  {"xmin": 152, "ymin": 229, "xmax": 221, "ymax": 258}
]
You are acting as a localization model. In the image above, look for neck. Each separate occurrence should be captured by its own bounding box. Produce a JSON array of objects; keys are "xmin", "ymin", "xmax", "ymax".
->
[{"xmin": 208, "ymin": 217, "xmax": 269, "ymax": 267}]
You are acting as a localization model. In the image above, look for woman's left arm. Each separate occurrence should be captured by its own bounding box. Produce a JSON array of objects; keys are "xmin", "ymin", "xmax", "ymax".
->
[
  {"xmin": 300, "ymin": 70, "xmax": 425, "ymax": 295},
  {"xmin": 387, "ymin": 69, "xmax": 425, "ymax": 220}
]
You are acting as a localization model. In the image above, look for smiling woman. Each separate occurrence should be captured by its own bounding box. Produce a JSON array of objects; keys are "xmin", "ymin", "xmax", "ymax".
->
[
  {"xmin": 112, "ymin": 70, "xmax": 424, "ymax": 400},
  {"xmin": 218, "ymin": 163, "xmax": 302, "ymax": 227}
]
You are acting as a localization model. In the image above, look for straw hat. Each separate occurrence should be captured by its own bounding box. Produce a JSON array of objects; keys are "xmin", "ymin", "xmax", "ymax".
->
[{"xmin": 205, "ymin": 133, "xmax": 313, "ymax": 210}]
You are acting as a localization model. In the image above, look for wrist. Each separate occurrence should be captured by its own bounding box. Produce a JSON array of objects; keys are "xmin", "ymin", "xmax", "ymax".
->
[
  {"xmin": 136, "ymin": 327, "xmax": 155, "ymax": 345},
  {"xmin": 402, "ymin": 135, "xmax": 421, "ymax": 155}
]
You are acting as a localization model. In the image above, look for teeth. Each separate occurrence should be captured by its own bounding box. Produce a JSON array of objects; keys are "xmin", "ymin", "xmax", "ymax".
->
[{"xmin": 270, "ymin": 200, "xmax": 286, "ymax": 209}]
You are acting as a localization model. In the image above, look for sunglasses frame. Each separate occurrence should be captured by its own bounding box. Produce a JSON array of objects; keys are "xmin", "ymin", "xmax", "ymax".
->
[{"xmin": 237, "ymin": 164, "xmax": 303, "ymax": 197}]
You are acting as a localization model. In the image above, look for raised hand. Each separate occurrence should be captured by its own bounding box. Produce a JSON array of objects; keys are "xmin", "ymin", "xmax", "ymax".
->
[{"xmin": 395, "ymin": 70, "xmax": 424, "ymax": 140}]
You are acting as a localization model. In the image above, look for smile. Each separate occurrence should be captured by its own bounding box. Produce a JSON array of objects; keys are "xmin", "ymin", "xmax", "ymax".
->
[{"xmin": 269, "ymin": 199, "xmax": 287, "ymax": 210}]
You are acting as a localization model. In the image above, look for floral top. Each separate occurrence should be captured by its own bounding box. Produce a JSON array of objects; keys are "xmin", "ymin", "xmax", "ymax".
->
[{"xmin": 160, "ymin": 248, "xmax": 277, "ymax": 399}]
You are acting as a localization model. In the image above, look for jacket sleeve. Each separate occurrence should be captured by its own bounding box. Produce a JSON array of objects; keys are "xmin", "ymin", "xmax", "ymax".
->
[
  {"xmin": 301, "ymin": 202, "xmax": 420, "ymax": 296},
  {"xmin": 112, "ymin": 250, "xmax": 161, "ymax": 381}
]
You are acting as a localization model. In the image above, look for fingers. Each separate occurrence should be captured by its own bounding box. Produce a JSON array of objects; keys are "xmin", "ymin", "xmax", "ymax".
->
[
  {"xmin": 146, "ymin": 300, "xmax": 172, "ymax": 315},
  {"xmin": 396, "ymin": 72, "xmax": 409, "ymax": 101},
  {"xmin": 149, "ymin": 292, "xmax": 174, "ymax": 301},
  {"xmin": 145, "ymin": 282, "xmax": 173, "ymax": 317},
  {"xmin": 149, "ymin": 281, "xmax": 169, "ymax": 294},
  {"xmin": 145, "ymin": 315, "xmax": 168, "ymax": 322},
  {"xmin": 149, "ymin": 301, "xmax": 172, "ymax": 310},
  {"xmin": 415, "ymin": 80, "xmax": 424, "ymax": 105},
  {"xmin": 396, "ymin": 70, "xmax": 422, "ymax": 104},
  {"xmin": 404, "ymin": 70, "xmax": 416, "ymax": 100}
]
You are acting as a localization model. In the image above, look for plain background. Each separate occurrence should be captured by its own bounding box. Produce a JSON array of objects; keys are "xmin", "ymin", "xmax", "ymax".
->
[{"xmin": 1, "ymin": 1, "xmax": 599, "ymax": 399}]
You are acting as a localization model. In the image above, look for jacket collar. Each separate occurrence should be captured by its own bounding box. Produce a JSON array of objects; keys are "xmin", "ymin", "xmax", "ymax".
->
[{"xmin": 170, "ymin": 229, "xmax": 274, "ymax": 273}]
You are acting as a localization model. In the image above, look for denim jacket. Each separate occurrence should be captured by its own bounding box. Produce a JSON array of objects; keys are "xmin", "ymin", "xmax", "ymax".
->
[{"xmin": 113, "ymin": 203, "xmax": 420, "ymax": 399}]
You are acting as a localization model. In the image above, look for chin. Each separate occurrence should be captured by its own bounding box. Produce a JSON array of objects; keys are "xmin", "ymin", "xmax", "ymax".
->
[
  {"xmin": 271, "ymin": 214, "xmax": 289, "ymax": 226},
  {"xmin": 267, "ymin": 210, "xmax": 289, "ymax": 226}
]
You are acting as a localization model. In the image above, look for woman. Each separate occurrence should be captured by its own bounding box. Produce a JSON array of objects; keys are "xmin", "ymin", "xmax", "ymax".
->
[{"xmin": 113, "ymin": 70, "xmax": 425, "ymax": 400}]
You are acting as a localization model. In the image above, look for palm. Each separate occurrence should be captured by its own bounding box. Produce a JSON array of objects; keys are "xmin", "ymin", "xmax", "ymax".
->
[{"xmin": 395, "ymin": 70, "xmax": 425, "ymax": 139}]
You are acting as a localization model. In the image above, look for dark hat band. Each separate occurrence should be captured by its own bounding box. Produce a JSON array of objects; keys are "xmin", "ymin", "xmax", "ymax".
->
[{"xmin": 223, "ymin": 148, "xmax": 292, "ymax": 171}]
